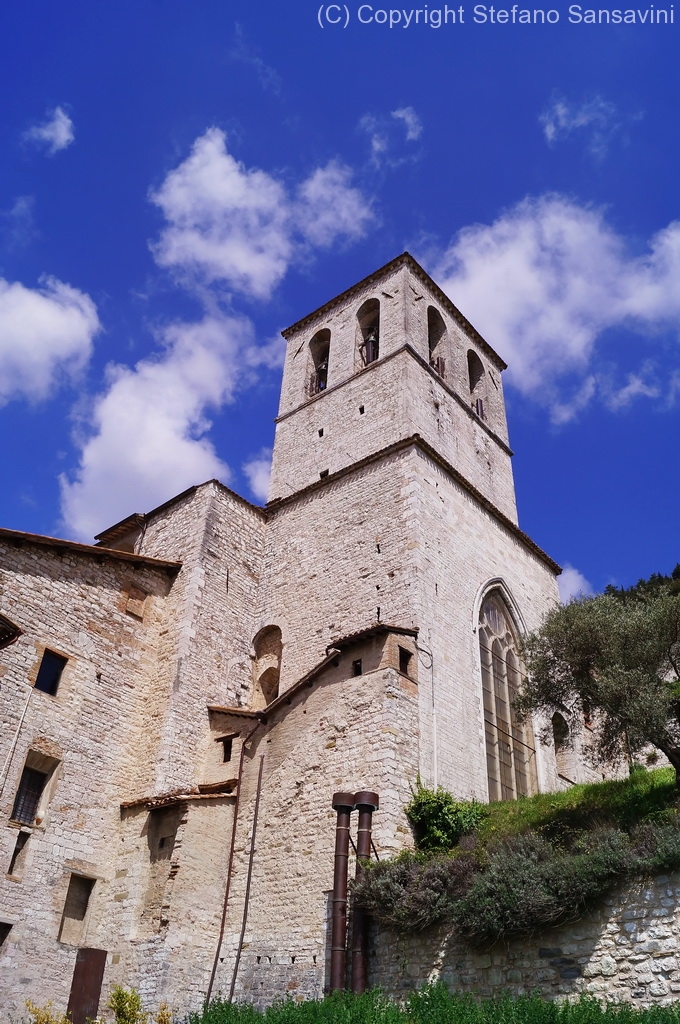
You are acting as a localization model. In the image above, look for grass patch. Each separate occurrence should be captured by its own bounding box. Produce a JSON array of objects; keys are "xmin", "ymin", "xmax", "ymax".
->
[
  {"xmin": 188, "ymin": 988, "xmax": 680, "ymax": 1024},
  {"xmin": 476, "ymin": 766, "xmax": 678, "ymax": 847}
]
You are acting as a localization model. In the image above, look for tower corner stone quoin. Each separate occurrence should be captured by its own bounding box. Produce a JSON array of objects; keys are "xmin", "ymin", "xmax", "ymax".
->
[{"xmin": 0, "ymin": 253, "xmax": 575, "ymax": 1015}]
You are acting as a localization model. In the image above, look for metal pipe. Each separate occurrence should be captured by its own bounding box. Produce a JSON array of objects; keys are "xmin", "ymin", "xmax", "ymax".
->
[
  {"xmin": 0, "ymin": 684, "xmax": 32, "ymax": 800},
  {"xmin": 350, "ymin": 791, "xmax": 379, "ymax": 994},
  {"xmin": 229, "ymin": 753, "xmax": 265, "ymax": 1001},
  {"xmin": 206, "ymin": 721, "xmax": 260, "ymax": 1004},
  {"xmin": 330, "ymin": 791, "xmax": 355, "ymax": 991}
]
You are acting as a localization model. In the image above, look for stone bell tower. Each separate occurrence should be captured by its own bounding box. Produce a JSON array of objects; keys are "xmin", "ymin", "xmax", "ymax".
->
[
  {"xmin": 269, "ymin": 252, "xmax": 518, "ymax": 523},
  {"xmin": 262, "ymin": 253, "xmax": 561, "ymax": 800}
]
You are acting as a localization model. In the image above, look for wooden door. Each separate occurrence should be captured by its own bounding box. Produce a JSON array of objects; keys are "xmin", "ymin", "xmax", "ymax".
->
[{"xmin": 66, "ymin": 947, "xmax": 107, "ymax": 1024}]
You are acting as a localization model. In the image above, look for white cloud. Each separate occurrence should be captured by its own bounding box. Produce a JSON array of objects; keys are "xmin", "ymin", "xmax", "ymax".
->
[
  {"xmin": 391, "ymin": 106, "xmax": 422, "ymax": 141},
  {"xmin": 60, "ymin": 313, "xmax": 261, "ymax": 540},
  {"xmin": 242, "ymin": 447, "xmax": 272, "ymax": 503},
  {"xmin": 433, "ymin": 195, "xmax": 680, "ymax": 420},
  {"xmin": 0, "ymin": 196, "xmax": 36, "ymax": 251},
  {"xmin": 558, "ymin": 565, "xmax": 595, "ymax": 603},
  {"xmin": 360, "ymin": 108, "xmax": 423, "ymax": 167},
  {"xmin": 0, "ymin": 277, "xmax": 98, "ymax": 406},
  {"xmin": 24, "ymin": 107, "xmax": 75, "ymax": 155},
  {"xmin": 150, "ymin": 129, "xmax": 372, "ymax": 299},
  {"xmin": 296, "ymin": 162, "xmax": 373, "ymax": 247}
]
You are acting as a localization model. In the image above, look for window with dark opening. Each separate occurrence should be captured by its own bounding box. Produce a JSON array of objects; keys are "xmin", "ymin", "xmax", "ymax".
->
[
  {"xmin": 58, "ymin": 874, "xmax": 95, "ymax": 945},
  {"xmin": 352, "ymin": 659, "xmax": 363, "ymax": 677},
  {"xmin": 0, "ymin": 614, "xmax": 21, "ymax": 651},
  {"xmin": 357, "ymin": 299, "xmax": 380, "ymax": 365},
  {"xmin": 10, "ymin": 767, "xmax": 48, "ymax": 825},
  {"xmin": 398, "ymin": 647, "xmax": 413, "ymax": 676},
  {"xmin": 217, "ymin": 735, "xmax": 235, "ymax": 763},
  {"xmin": 427, "ymin": 307, "xmax": 447, "ymax": 377},
  {"xmin": 308, "ymin": 329, "xmax": 331, "ymax": 396},
  {"xmin": 7, "ymin": 831, "xmax": 30, "ymax": 876},
  {"xmin": 0, "ymin": 922, "xmax": 12, "ymax": 947},
  {"xmin": 34, "ymin": 649, "xmax": 68, "ymax": 696}
]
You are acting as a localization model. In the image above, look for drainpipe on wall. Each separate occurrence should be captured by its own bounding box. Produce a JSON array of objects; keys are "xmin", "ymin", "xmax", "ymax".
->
[
  {"xmin": 350, "ymin": 791, "xmax": 379, "ymax": 994},
  {"xmin": 330, "ymin": 791, "xmax": 356, "ymax": 991}
]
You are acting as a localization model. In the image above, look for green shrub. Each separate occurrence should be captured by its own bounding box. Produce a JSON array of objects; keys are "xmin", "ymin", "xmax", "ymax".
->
[
  {"xmin": 108, "ymin": 986, "xmax": 148, "ymax": 1024},
  {"xmin": 453, "ymin": 830, "xmax": 630, "ymax": 944},
  {"xmin": 405, "ymin": 782, "xmax": 487, "ymax": 852},
  {"xmin": 352, "ymin": 849, "xmax": 477, "ymax": 930},
  {"xmin": 355, "ymin": 769, "xmax": 680, "ymax": 944}
]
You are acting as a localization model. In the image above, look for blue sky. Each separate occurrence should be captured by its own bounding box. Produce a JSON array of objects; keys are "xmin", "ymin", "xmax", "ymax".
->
[{"xmin": 0, "ymin": 0, "xmax": 678, "ymax": 599}]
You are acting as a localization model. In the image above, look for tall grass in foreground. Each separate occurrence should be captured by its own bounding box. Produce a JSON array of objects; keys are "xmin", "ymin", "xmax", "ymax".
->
[{"xmin": 189, "ymin": 988, "xmax": 680, "ymax": 1024}]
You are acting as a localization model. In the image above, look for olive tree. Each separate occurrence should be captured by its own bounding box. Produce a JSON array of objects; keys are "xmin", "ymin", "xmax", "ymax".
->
[{"xmin": 516, "ymin": 567, "xmax": 680, "ymax": 785}]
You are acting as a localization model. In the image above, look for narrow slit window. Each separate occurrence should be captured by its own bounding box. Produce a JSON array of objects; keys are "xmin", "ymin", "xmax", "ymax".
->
[
  {"xmin": 34, "ymin": 649, "xmax": 68, "ymax": 696},
  {"xmin": 352, "ymin": 659, "xmax": 363, "ymax": 677},
  {"xmin": 217, "ymin": 735, "xmax": 235, "ymax": 763},
  {"xmin": 10, "ymin": 767, "xmax": 48, "ymax": 825}
]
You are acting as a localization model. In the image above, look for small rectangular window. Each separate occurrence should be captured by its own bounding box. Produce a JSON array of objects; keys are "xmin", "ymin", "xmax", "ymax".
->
[
  {"xmin": 0, "ymin": 922, "xmax": 12, "ymax": 947},
  {"xmin": 34, "ymin": 649, "xmax": 68, "ymax": 696},
  {"xmin": 218, "ymin": 736, "xmax": 234, "ymax": 763},
  {"xmin": 319, "ymin": 469, "xmax": 329, "ymax": 479},
  {"xmin": 58, "ymin": 874, "xmax": 95, "ymax": 945},
  {"xmin": 352, "ymin": 659, "xmax": 363, "ymax": 677},
  {"xmin": 398, "ymin": 646, "xmax": 413, "ymax": 677},
  {"xmin": 10, "ymin": 767, "xmax": 48, "ymax": 825}
]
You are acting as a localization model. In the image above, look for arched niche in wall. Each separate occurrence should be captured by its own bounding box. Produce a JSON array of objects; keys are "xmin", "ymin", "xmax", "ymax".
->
[
  {"xmin": 252, "ymin": 625, "xmax": 283, "ymax": 709},
  {"xmin": 478, "ymin": 591, "xmax": 537, "ymax": 801},
  {"xmin": 427, "ymin": 307, "xmax": 447, "ymax": 377},
  {"xmin": 552, "ymin": 712, "xmax": 575, "ymax": 783},
  {"xmin": 308, "ymin": 328, "xmax": 330, "ymax": 396},
  {"xmin": 467, "ymin": 349, "xmax": 487, "ymax": 421},
  {"xmin": 356, "ymin": 298, "xmax": 380, "ymax": 366}
]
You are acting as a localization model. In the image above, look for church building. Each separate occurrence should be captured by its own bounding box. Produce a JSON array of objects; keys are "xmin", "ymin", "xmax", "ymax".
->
[{"xmin": 0, "ymin": 254, "xmax": 587, "ymax": 1018}]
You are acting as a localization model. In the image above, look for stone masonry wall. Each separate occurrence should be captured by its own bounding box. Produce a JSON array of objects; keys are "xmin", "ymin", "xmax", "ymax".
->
[
  {"xmin": 0, "ymin": 538, "xmax": 177, "ymax": 1017},
  {"xmin": 371, "ymin": 871, "xmax": 680, "ymax": 1007},
  {"xmin": 210, "ymin": 638, "xmax": 421, "ymax": 1010}
]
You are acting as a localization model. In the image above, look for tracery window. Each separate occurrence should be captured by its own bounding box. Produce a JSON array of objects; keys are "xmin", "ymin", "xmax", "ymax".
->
[{"xmin": 479, "ymin": 594, "xmax": 537, "ymax": 801}]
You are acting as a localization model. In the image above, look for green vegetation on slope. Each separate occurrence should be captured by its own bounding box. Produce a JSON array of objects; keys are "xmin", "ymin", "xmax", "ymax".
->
[{"xmin": 353, "ymin": 769, "xmax": 680, "ymax": 943}]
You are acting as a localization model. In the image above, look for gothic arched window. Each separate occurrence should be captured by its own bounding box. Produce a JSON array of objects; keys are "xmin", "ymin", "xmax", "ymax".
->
[{"xmin": 479, "ymin": 594, "xmax": 536, "ymax": 801}]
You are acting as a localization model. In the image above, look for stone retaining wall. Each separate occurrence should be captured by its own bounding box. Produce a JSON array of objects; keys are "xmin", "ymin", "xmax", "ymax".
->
[{"xmin": 370, "ymin": 872, "xmax": 680, "ymax": 1006}]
